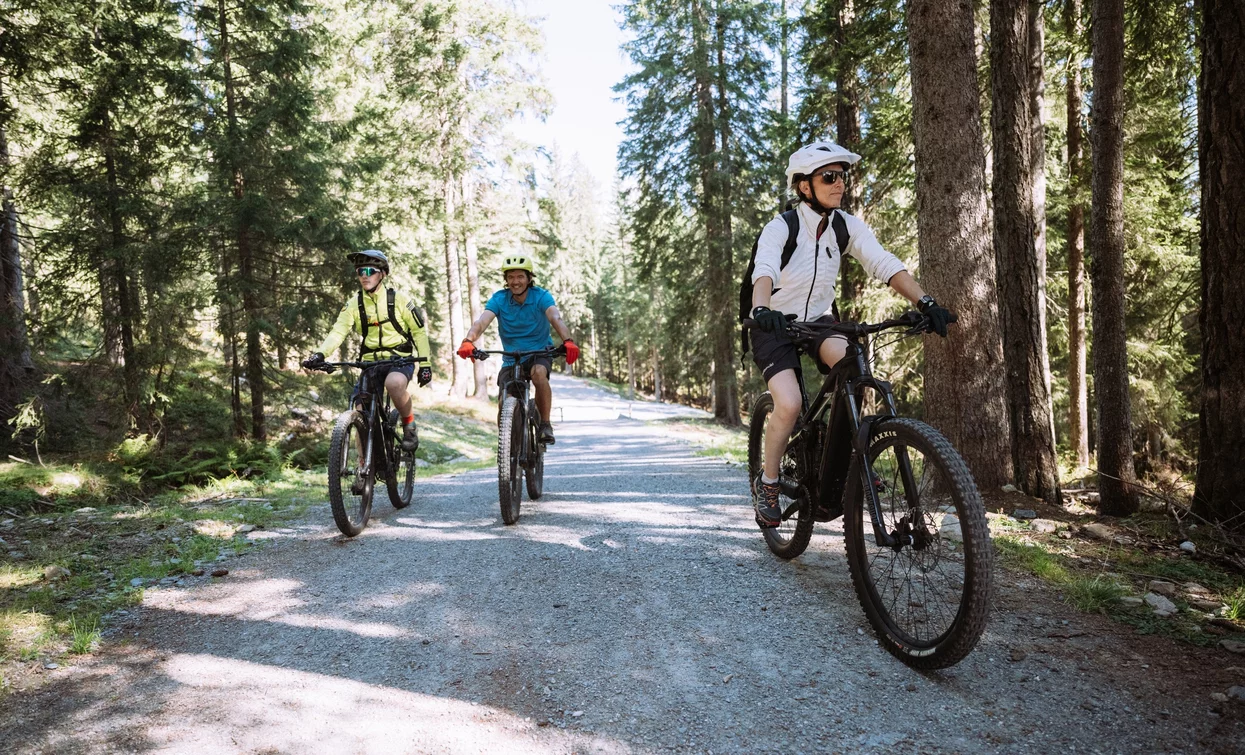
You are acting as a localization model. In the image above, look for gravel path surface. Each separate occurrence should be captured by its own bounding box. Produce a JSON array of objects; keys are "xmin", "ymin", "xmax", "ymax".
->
[{"xmin": 5, "ymin": 376, "xmax": 1243, "ymax": 753}]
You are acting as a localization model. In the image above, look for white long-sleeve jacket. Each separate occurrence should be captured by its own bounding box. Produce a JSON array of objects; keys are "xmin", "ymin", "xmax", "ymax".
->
[{"xmin": 751, "ymin": 202, "xmax": 908, "ymax": 322}]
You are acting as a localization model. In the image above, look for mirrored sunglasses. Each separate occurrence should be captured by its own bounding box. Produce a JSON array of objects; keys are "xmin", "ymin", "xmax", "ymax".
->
[
  {"xmin": 816, "ymin": 170, "xmax": 849, "ymax": 186},
  {"xmin": 356, "ymin": 267, "xmax": 382, "ymax": 277}
]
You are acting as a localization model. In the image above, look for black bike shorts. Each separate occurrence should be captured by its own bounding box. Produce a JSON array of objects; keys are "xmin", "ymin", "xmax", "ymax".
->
[
  {"xmin": 498, "ymin": 355, "xmax": 552, "ymax": 395},
  {"xmin": 750, "ymin": 314, "xmax": 841, "ymax": 382},
  {"xmin": 350, "ymin": 361, "xmax": 415, "ymax": 405}
]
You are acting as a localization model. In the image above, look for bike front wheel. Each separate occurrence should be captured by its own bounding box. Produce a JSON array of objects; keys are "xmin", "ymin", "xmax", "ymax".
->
[
  {"xmin": 497, "ymin": 396, "xmax": 524, "ymax": 524},
  {"xmin": 748, "ymin": 392, "xmax": 814, "ymax": 559},
  {"xmin": 843, "ymin": 417, "xmax": 992, "ymax": 669},
  {"xmin": 327, "ymin": 410, "xmax": 373, "ymax": 537},
  {"xmin": 525, "ymin": 399, "xmax": 544, "ymax": 500}
]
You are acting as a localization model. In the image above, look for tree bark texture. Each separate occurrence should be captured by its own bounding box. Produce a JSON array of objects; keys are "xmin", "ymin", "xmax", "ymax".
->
[
  {"xmin": 1194, "ymin": 0, "xmax": 1245, "ymax": 527},
  {"xmin": 102, "ymin": 108, "xmax": 141, "ymax": 420},
  {"xmin": 218, "ymin": 0, "xmax": 265, "ymax": 441},
  {"xmin": 442, "ymin": 171, "xmax": 467, "ymax": 398},
  {"xmin": 1089, "ymin": 0, "xmax": 1139, "ymax": 515},
  {"xmin": 693, "ymin": 0, "xmax": 739, "ymax": 425},
  {"xmin": 460, "ymin": 172, "xmax": 488, "ymax": 399},
  {"xmin": 907, "ymin": 0, "xmax": 1013, "ymax": 489},
  {"xmin": 834, "ymin": 0, "xmax": 865, "ymax": 321},
  {"xmin": 1065, "ymin": 0, "xmax": 1090, "ymax": 468},
  {"xmin": 990, "ymin": 0, "xmax": 1060, "ymax": 503},
  {"xmin": 0, "ymin": 110, "xmax": 33, "ymax": 418}
]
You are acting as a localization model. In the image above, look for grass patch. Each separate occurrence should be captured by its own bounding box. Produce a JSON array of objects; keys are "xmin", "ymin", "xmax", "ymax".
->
[
  {"xmin": 1064, "ymin": 575, "xmax": 1128, "ymax": 612},
  {"xmin": 1225, "ymin": 588, "xmax": 1245, "ymax": 621},
  {"xmin": 649, "ymin": 417, "xmax": 747, "ymax": 464},
  {"xmin": 994, "ymin": 536, "xmax": 1071, "ymax": 583},
  {"xmin": 68, "ymin": 615, "xmax": 99, "ymax": 655}
]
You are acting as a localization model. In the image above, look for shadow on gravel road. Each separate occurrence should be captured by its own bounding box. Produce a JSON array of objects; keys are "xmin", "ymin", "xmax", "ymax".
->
[{"xmin": 5, "ymin": 376, "xmax": 1238, "ymax": 753}]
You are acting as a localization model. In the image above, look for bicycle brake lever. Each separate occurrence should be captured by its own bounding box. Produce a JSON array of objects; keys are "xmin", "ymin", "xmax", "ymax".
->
[{"xmin": 472, "ymin": 349, "xmax": 489, "ymax": 361}]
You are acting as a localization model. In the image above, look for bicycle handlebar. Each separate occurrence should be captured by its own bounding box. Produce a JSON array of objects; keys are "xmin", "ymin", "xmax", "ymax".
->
[
  {"xmin": 305, "ymin": 355, "xmax": 427, "ymax": 373},
  {"xmin": 470, "ymin": 344, "xmax": 567, "ymax": 362},
  {"xmin": 742, "ymin": 310, "xmax": 954, "ymax": 339}
]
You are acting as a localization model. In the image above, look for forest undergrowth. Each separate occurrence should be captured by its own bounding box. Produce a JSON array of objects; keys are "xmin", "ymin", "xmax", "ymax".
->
[{"xmin": 0, "ymin": 369, "xmax": 497, "ymax": 696}]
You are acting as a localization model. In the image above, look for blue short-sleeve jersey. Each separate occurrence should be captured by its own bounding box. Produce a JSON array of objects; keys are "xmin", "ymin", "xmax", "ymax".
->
[{"xmin": 485, "ymin": 286, "xmax": 557, "ymax": 365}]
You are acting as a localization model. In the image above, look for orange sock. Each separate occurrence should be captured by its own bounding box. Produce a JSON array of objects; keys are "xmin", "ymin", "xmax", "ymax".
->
[{"xmin": 403, "ymin": 414, "xmax": 414, "ymax": 425}]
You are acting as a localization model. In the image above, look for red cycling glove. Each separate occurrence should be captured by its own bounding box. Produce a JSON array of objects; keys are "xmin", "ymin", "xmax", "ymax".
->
[
  {"xmin": 456, "ymin": 340, "xmax": 475, "ymax": 360},
  {"xmin": 563, "ymin": 339, "xmax": 579, "ymax": 365}
]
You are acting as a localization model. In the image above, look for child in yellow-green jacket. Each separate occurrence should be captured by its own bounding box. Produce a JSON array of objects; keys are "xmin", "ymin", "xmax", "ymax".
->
[{"xmin": 302, "ymin": 250, "xmax": 431, "ymax": 451}]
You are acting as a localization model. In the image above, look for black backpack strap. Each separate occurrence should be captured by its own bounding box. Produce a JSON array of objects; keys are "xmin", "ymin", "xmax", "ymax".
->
[
  {"xmin": 778, "ymin": 209, "xmax": 801, "ymax": 269},
  {"xmin": 386, "ymin": 288, "xmax": 415, "ymax": 355},
  {"xmin": 830, "ymin": 210, "xmax": 850, "ymax": 321},
  {"xmin": 831, "ymin": 210, "xmax": 849, "ymax": 255},
  {"xmin": 357, "ymin": 290, "xmax": 369, "ymax": 341}
]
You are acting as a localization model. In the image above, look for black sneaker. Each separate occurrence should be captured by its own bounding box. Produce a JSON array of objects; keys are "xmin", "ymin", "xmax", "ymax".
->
[
  {"xmin": 539, "ymin": 422, "xmax": 555, "ymax": 445},
  {"xmin": 402, "ymin": 421, "xmax": 419, "ymax": 452},
  {"xmin": 754, "ymin": 479, "xmax": 782, "ymax": 528}
]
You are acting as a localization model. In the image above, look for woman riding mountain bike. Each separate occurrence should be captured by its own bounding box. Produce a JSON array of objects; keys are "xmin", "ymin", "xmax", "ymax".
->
[
  {"xmin": 744, "ymin": 142, "xmax": 954, "ymax": 529},
  {"xmin": 303, "ymin": 249, "xmax": 433, "ymax": 449}
]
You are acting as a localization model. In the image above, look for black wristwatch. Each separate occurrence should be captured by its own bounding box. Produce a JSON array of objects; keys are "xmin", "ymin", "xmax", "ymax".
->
[{"xmin": 917, "ymin": 295, "xmax": 936, "ymax": 313}]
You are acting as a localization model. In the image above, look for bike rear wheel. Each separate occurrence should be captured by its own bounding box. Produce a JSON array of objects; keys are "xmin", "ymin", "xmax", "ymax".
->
[
  {"xmin": 386, "ymin": 421, "xmax": 416, "ymax": 509},
  {"xmin": 525, "ymin": 399, "xmax": 544, "ymax": 500},
  {"xmin": 748, "ymin": 392, "xmax": 814, "ymax": 559},
  {"xmin": 327, "ymin": 410, "xmax": 373, "ymax": 537},
  {"xmin": 497, "ymin": 396, "xmax": 524, "ymax": 524},
  {"xmin": 843, "ymin": 417, "xmax": 992, "ymax": 669}
]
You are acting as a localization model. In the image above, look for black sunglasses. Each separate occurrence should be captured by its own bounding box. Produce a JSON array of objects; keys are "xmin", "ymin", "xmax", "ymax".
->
[
  {"xmin": 815, "ymin": 169, "xmax": 849, "ymax": 186},
  {"xmin": 356, "ymin": 267, "xmax": 383, "ymax": 277}
]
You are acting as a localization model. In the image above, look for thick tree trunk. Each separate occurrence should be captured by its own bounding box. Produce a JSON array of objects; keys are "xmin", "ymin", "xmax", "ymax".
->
[
  {"xmin": 990, "ymin": 0, "xmax": 1060, "ymax": 503},
  {"xmin": 652, "ymin": 345, "xmax": 663, "ymax": 403},
  {"xmin": 460, "ymin": 172, "xmax": 488, "ymax": 399},
  {"xmin": 219, "ymin": 0, "xmax": 264, "ymax": 440},
  {"xmin": 0, "ymin": 112, "xmax": 33, "ymax": 419},
  {"xmin": 101, "ymin": 109, "xmax": 141, "ymax": 420},
  {"xmin": 1089, "ymin": 0, "xmax": 1139, "ymax": 515},
  {"xmin": 693, "ymin": 0, "xmax": 739, "ymax": 425},
  {"xmin": 907, "ymin": 0, "xmax": 1012, "ymax": 490},
  {"xmin": 442, "ymin": 171, "xmax": 467, "ymax": 397},
  {"xmin": 1193, "ymin": 0, "xmax": 1245, "ymax": 527},
  {"xmin": 1065, "ymin": 0, "xmax": 1090, "ymax": 468}
]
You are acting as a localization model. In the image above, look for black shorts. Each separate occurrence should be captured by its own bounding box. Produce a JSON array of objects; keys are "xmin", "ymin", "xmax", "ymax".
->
[
  {"xmin": 750, "ymin": 314, "xmax": 841, "ymax": 382},
  {"xmin": 351, "ymin": 361, "xmax": 415, "ymax": 405},
  {"xmin": 498, "ymin": 356, "xmax": 553, "ymax": 396}
]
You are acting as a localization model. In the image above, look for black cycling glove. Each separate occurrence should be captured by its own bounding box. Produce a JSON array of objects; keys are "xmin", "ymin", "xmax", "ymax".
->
[
  {"xmin": 302, "ymin": 352, "xmax": 325, "ymax": 369},
  {"xmin": 752, "ymin": 306, "xmax": 788, "ymax": 335},
  {"xmin": 417, "ymin": 366, "xmax": 432, "ymax": 387},
  {"xmin": 917, "ymin": 297, "xmax": 956, "ymax": 338}
]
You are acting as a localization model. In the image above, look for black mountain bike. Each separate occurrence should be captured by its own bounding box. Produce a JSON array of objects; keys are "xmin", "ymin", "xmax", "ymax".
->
[
  {"xmin": 306, "ymin": 356, "xmax": 425, "ymax": 536},
  {"xmin": 472, "ymin": 345, "xmax": 566, "ymax": 525},
  {"xmin": 744, "ymin": 312, "xmax": 992, "ymax": 669}
]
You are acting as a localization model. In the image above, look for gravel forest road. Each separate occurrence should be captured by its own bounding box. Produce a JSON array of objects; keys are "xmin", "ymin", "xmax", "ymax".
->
[{"xmin": 6, "ymin": 376, "xmax": 1242, "ymax": 754}]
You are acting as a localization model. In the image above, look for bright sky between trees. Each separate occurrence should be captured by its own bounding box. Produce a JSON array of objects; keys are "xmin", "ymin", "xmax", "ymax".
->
[{"xmin": 516, "ymin": 0, "xmax": 631, "ymax": 192}]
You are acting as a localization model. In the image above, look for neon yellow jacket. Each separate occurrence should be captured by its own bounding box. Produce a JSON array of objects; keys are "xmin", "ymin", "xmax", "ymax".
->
[{"xmin": 316, "ymin": 287, "xmax": 431, "ymax": 362}]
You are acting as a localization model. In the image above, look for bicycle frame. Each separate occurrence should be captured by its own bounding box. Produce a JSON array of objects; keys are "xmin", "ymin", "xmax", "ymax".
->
[
  {"xmin": 484, "ymin": 347, "xmax": 564, "ymax": 468},
  {"xmin": 759, "ymin": 315, "xmax": 929, "ymax": 550},
  {"xmin": 315, "ymin": 356, "xmax": 426, "ymax": 486}
]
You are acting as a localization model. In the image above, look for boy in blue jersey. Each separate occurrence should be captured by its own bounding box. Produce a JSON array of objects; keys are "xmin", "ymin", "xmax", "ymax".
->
[{"xmin": 457, "ymin": 254, "xmax": 579, "ymax": 444}]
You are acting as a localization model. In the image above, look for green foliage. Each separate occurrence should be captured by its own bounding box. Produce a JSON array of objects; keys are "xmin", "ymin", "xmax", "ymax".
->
[
  {"xmin": 68, "ymin": 615, "xmax": 100, "ymax": 655},
  {"xmin": 1064, "ymin": 575, "xmax": 1127, "ymax": 612}
]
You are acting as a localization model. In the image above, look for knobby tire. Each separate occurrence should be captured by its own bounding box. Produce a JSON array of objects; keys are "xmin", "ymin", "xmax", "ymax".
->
[
  {"xmin": 525, "ymin": 399, "xmax": 544, "ymax": 500},
  {"xmin": 497, "ymin": 396, "xmax": 523, "ymax": 524},
  {"xmin": 327, "ymin": 410, "xmax": 372, "ymax": 537},
  {"xmin": 842, "ymin": 417, "xmax": 992, "ymax": 669},
  {"xmin": 386, "ymin": 420, "xmax": 416, "ymax": 509},
  {"xmin": 748, "ymin": 392, "xmax": 815, "ymax": 559}
]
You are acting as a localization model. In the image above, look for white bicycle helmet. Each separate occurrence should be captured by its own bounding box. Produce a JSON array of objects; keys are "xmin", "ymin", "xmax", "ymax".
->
[{"xmin": 785, "ymin": 141, "xmax": 861, "ymax": 188}]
